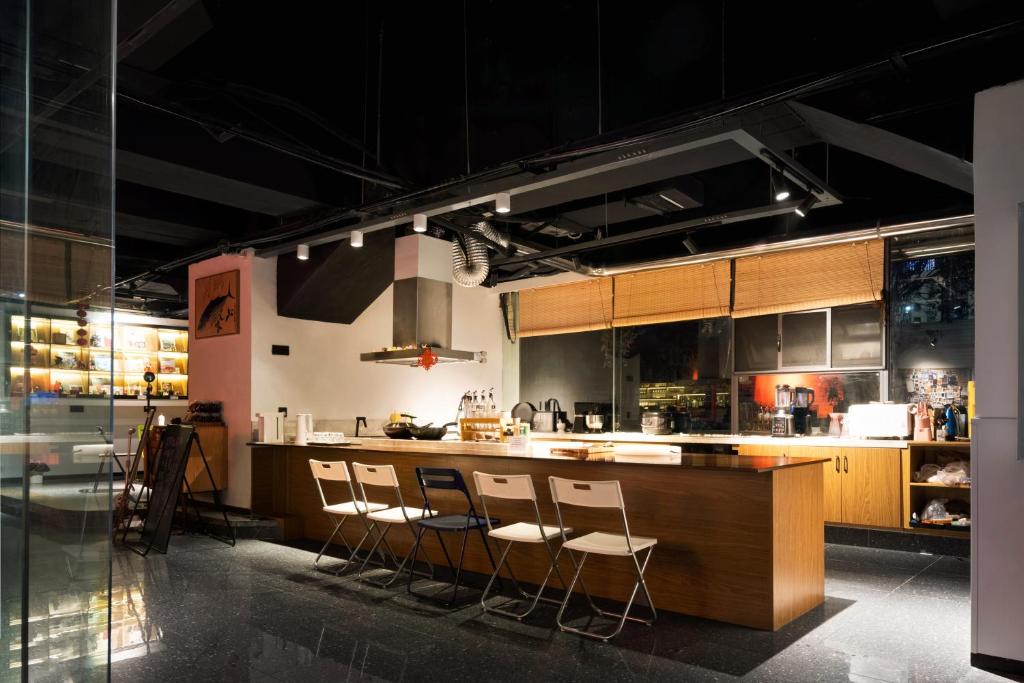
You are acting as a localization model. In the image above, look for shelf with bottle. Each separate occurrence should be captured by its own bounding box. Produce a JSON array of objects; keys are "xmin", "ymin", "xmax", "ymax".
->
[{"xmin": 6, "ymin": 315, "xmax": 188, "ymax": 399}]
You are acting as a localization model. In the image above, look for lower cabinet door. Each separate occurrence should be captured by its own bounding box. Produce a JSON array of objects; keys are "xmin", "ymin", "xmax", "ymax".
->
[
  {"xmin": 823, "ymin": 455, "xmax": 844, "ymax": 524},
  {"xmin": 841, "ymin": 448, "xmax": 902, "ymax": 528}
]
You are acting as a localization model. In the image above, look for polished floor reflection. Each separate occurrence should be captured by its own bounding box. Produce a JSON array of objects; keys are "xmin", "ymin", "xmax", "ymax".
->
[{"xmin": 102, "ymin": 537, "xmax": 1005, "ymax": 682}]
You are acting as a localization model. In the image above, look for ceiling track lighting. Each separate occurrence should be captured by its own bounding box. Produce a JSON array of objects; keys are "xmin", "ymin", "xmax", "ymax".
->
[
  {"xmin": 794, "ymin": 195, "xmax": 818, "ymax": 218},
  {"xmin": 413, "ymin": 213, "xmax": 427, "ymax": 233},
  {"xmin": 772, "ymin": 170, "xmax": 790, "ymax": 202},
  {"xmin": 296, "ymin": 243, "xmax": 310, "ymax": 260},
  {"xmin": 350, "ymin": 230, "xmax": 364, "ymax": 248},
  {"xmin": 495, "ymin": 192, "xmax": 511, "ymax": 214},
  {"xmin": 682, "ymin": 236, "xmax": 699, "ymax": 254}
]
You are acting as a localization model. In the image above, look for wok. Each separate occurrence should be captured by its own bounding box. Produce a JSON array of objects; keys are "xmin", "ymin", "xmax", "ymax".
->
[
  {"xmin": 383, "ymin": 413, "xmax": 416, "ymax": 439},
  {"xmin": 410, "ymin": 422, "xmax": 458, "ymax": 440}
]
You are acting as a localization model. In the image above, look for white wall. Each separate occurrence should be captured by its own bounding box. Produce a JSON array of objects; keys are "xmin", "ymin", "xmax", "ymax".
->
[
  {"xmin": 972, "ymin": 79, "xmax": 1024, "ymax": 665},
  {"xmin": 250, "ymin": 254, "xmax": 505, "ymax": 434}
]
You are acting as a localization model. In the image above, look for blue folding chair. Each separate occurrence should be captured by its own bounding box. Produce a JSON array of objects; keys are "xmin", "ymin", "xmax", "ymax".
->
[{"xmin": 406, "ymin": 467, "xmax": 501, "ymax": 607}]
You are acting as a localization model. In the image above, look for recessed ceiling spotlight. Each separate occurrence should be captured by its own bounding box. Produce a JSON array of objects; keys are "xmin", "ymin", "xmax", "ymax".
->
[
  {"xmin": 794, "ymin": 195, "xmax": 818, "ymax": 218},
  {"xmin": 495, "ymin": 192, "xmax": 511, "ymax": 214},
  {"xmin": 350, "ymin": 230, "xmax": 364, "ymax": 248},
  {"xmin": 775, "ymin": 188, "xmax": 791, "ymax": 202},
  {"xmin": 296, "ymin": 243, "xmax": 310, "ymax": 260},
  {"xmin": 413, "ymin": 213, "xmax": 427, "ymax": 233}
]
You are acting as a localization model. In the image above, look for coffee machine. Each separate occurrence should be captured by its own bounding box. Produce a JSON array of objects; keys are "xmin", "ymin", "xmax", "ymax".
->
[
  {"xmin": 791, "ymin": 386, "xmax": 815, "ymax": 436},
  {"xmin": 772, "ymin": 385, "xmax": 795, "ymax": 436}
]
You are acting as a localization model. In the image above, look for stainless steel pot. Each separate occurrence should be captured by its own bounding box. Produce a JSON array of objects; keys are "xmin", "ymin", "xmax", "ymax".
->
[{"xmin": 641, "ymin": 411, "xmax": 672, "ymax": 435}]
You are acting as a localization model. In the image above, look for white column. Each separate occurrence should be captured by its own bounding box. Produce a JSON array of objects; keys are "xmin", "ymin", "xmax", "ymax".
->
[{"xmin": 972, "ymin": 79, "xmax": 1024, "ymax": 667}]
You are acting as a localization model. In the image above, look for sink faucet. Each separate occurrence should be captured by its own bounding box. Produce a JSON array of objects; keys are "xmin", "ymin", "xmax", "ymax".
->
[{"xmin": 355, "ymin": 416, "xmax": 367, "ymax": 437}]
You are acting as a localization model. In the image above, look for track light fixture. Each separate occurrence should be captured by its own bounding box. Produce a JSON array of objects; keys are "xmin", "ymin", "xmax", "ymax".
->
[
  {"xmin": 495, "ymin": 192, "xmax": 511, "ymax": 214},
  {"xmin": 682, "ymin": 236, "xmax": 698, "ymax": 254},
  {"xmin": 773, "ymin": 171, "xmax": 790, "ymax": 201},
  {"xmin": 296, "ymin": 244, "xmax": 309, "ymax": 260},
  {"xmin": 794, "ymin": 195, "xmax": 818, "ymax": 218},
  {"xmin": 350, "ymin": 230, "xmax": 364, "ymax": 248},
  {"xmin": 413, "ymin": 213, "xmax": 427, "ymax": 233}
]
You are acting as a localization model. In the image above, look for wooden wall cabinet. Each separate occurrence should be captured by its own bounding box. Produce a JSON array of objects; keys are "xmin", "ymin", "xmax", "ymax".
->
[{"xmin": 738, "ymin": 444, "xmax": 902, "ymax": 529}]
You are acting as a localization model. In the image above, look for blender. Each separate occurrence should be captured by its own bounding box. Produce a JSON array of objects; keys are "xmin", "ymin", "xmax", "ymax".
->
[
  {"xmin": 791, "ymin": 386, "xmax": 816, "ymax": 435},
  {"xmin": 772, "ymin": 385, "xmax": 795, "ymax": 437}
]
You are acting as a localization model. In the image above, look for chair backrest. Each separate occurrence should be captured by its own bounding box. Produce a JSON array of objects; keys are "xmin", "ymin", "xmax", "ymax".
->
[
  {"xmin": 548, "ymin": 477, "xmax": 624, "ymax": 509},
  {"xmin": 309, "ymin": 459, "xmax": 350, "ymax": 483},
  {"xmin": 415, "ymin": 467, "xmax": 474, "ymax": 512},
  {"xmin": 352, "ymin": 462, "xmax": 400, "ymax": 488},
  {"xmin": 472, "ymin": 472, "xmax": 536, "ymax": 501}
]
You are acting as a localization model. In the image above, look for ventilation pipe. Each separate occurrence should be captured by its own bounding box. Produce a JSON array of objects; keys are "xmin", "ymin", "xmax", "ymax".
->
[{"xmin": 452, "ymin": 221, "xmax": 508, "ymax": 287}]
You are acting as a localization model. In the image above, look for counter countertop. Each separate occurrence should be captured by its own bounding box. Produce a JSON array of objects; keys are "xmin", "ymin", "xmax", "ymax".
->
[
  {"xmin": 528, "ymin": 431, "xmax": 963, "ymax": 449},
  {"xmin": 248, "ymin": 440, "xmax": 827, "ymax": 470}
]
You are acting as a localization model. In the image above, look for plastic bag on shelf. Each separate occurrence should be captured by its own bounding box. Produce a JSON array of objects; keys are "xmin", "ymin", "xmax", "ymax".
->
[
  {"xmin": 921, "ymin": 498, "xmax": 950, "ymax": 521},
  {"xmin": 934, "ymin": 460, "xmax": 970, "ymax": 486},
  {"xmin": 913, "ymin": 463, "xmax": 942, "ymax": 483}
]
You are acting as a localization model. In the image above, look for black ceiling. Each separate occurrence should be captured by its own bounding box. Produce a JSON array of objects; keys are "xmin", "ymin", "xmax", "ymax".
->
[{"xmin": 26, "ymin": 1, "xmax": 1024, "ymax": 312}]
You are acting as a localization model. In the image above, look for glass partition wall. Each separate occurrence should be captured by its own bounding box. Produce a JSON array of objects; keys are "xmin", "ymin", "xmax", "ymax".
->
[{"xmin": 1, "ymin": 1, "xmax": 116, "ymax": 678}]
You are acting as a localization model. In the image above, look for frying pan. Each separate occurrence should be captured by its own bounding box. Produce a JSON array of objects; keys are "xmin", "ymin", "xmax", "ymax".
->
[
  {"xmin": 383, "ymin": 414, "xmax": 416, "ymax": 439},
  {"xmin": 410, "ymin": 422, "xmax": 458, "ymax": 440}
]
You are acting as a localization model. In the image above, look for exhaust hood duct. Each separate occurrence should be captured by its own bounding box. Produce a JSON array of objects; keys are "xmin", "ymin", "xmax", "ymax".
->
[
  {"xmin": 361, "ymin": 234, "xmax": 486, "ymax": 366},
  {"xmin": 452, "ymin": 221, "xmax": 508, "ymax": 288}
]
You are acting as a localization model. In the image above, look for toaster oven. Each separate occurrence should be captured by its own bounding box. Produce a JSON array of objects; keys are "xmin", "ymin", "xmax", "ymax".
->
[{"xmin": 845, "ymin": 403, "xmax": 913, "ymax": 439}]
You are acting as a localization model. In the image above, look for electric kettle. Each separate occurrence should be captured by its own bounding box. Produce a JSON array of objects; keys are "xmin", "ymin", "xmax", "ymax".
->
[{"xmin": 295, "ymin": 413, "xmax": 314, "ymax": 445}]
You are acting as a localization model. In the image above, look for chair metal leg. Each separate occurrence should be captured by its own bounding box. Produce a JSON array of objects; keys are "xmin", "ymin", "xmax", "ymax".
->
[
  {"xmin": 359, "ymin": 521, "xmax": 433, "ymax": 589},
  {"xmin": 480, "ymin": 539, "xmax": 566, "ymax": 620},
  {"xmin": 313, "ymin": 517, "xmax": 347, "ymax": 573},
  {"xmin": 555, "ymin": 547, "xmax": 657, "ymax": 642}
]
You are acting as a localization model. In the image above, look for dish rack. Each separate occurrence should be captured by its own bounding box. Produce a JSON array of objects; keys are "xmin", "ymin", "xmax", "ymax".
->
[{"xmin": 307, "ymin": 432, "xmax": 349, "ymax": 445}]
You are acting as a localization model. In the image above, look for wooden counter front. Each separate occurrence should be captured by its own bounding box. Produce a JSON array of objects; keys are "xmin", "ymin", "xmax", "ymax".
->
[{"xmin": 251, "ymin": 445, "xmax": 825, "ymax": 631}]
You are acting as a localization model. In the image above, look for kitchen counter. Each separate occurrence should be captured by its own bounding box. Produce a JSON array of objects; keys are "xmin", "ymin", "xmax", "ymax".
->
[
  {"xmin": 250, "ymin": 440, "xmax": 825, "ymax": 630},
  {"xmin": 530, "ymin": 431, "xmax": 920, "ymax": 448}
]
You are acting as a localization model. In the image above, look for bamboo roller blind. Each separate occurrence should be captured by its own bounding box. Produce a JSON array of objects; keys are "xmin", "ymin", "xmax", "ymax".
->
[
  {"xmin": 612, "ymin": 260, "xmax": 731, "ymax": 327},
  {"xmin": 518, "ymin": 278, "xmax": 614, "ymax": 337},
  {"xmin": 732, "ymin": 240, "xmax": 884, "ymax": 318}
]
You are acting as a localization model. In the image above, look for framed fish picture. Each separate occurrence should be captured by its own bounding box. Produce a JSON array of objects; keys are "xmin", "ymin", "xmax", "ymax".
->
[{"xmin": 194, "ymin": 270, "xmax": 240, "ymax": 339}]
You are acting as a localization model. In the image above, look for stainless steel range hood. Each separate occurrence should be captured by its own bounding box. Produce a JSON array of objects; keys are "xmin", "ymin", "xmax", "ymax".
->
[{"xmin": 360, "ymin": 235, "xmax": 487, "ymax": 366}]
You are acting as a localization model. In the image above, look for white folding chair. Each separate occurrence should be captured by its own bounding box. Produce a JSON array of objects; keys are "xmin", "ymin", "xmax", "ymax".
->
[
  {"xmin": 309, "ymin": 459, "xmax": 389, "ymax": 575},
  {"xmin": 549, "ymin": 476, "xmax": 657, "ymax": 641},
  {"xmin": 351, "ymin": 462, "xmax": 437, "ymax": 588},
  {"xmin": 473, "ymin": 472, "xmax": 573, "ymax": 620}
]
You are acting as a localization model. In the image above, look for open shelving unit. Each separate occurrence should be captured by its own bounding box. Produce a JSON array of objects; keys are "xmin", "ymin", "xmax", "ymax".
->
[
  {"xmin": 901, "ymin": 441, "xmax": 971, "ymax": 537},
  {"xmin": 6, "ymin": 314, "xmax": 188, "ymax": 399}
]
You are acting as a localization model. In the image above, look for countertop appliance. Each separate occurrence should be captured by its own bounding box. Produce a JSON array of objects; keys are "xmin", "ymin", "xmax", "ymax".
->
[
  {"xmin": 846, "ymin": 403, "xmax": 913, "ymax": 438},
  {"xmin": 572, "ymin": 401, "xmax": 612, "ymax": 434},
  {"xmin": 772, "ymin": 385, "xmax": 795, "ymax": 437},
  {"xmin": 531, "ymin": 398, "xmax": 566, "ymax": 433},
  {"xmin": 641, "ymin": 411, "xmax": 673, "ymax": 435},
  {"xmin": 295, "ymin": 414, "xmax": 314, "ymax": 446}
]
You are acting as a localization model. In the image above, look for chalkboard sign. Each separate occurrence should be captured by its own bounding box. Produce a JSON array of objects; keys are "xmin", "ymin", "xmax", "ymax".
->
[{"xmin": 132, "ymin": 424, "xmax": 194, "ymax": 555}]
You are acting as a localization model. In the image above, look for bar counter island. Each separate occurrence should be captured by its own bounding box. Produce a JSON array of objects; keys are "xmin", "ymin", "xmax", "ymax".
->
[{"xmin": 250, "ymin": 437, "xmax": 827, "ymax": 631}]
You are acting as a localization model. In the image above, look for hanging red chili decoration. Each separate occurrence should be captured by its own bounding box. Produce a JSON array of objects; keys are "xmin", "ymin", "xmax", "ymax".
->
[
  {"xmin": 417, "ymin": 346, "xmax": 439, "ymax": 371},
  {"xmin": 75, "ymin": 303, "xmax": 88, "ymax": 346}
]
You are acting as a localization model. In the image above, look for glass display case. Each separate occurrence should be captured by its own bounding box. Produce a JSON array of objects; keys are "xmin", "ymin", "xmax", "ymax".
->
[{"xmin": 7, "ymin": 315, "xmax": 188, "ymax": 399}]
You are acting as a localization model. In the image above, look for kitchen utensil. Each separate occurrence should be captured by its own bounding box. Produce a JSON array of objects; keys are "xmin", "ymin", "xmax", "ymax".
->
[
  {"xmin": 511, "ymin": 401, "xmax": 536, "ymax": 423},
  {"xmin": 585, "ymin": 414, "xmax": 604, "ymax": 432},
  {"xmin": 641, "ymin": 411, "xmax": 672, "ymax": 435},
  {"xmin": 912, "ymin": 403, "xmax": 934, "ymax": 441},
  {"xmin": 295, "ymin": 413, "xmax": 314, "ymax": 445},
  {"xmin": 792, "ymin": 386, "xmax": 815, "ymax": 408},
  {"xmin": 531, "ymin": 398, "xmax": 565, "ymax": 433},
  {"xmin": 383, "ymin": 413, "xmax": 416, "ymax": 439},
  {"xmin": 775, "ymin": 385, "xmax": 794, "ymax": 410},
  {"xmin": 257, "ymin": 412, "xmax": 285, "ymax": 443},
  {"xmin": 410, "ymin": 422, "xmax": 457, "ymax": 440}
]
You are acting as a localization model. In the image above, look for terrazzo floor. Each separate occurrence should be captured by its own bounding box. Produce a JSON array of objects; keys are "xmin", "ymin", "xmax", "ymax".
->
[{"xmin": 86, "ymin": 536, "xmax": 1017, "ymax": 682}]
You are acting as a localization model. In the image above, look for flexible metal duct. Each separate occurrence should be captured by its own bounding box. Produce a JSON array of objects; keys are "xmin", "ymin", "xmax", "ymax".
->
[{"xmin": 452, "ymin": 221, "xmax": 507, "ymax": 287}]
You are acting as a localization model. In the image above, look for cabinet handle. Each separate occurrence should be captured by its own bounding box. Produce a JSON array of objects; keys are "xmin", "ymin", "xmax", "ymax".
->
[
  {"xmin": 835, "ymin": 456, "xmax": 840, "ymax": 473},
  {"xmin": 843, "ymin": 455, "xmax": 849, "ymax": 473}
]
